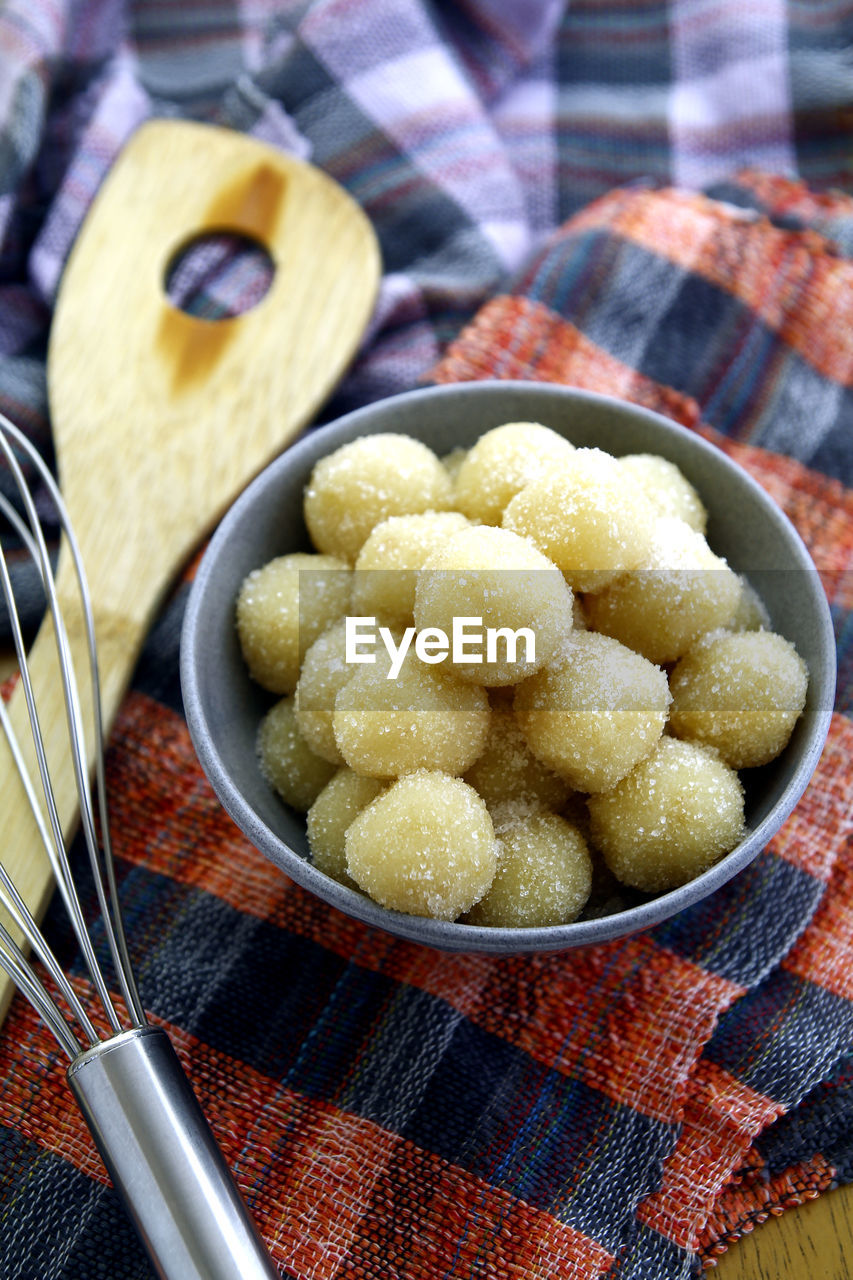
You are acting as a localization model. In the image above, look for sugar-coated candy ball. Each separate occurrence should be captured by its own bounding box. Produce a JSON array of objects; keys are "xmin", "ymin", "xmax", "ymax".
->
[
  {"xmin": 258, "ymin": 696, "xmax": 336, "ymax": 811},
  {"xmin": 304, "ymin": 433, "xmax": 453, "ymax": 562},
  {"xmin": 585, "ymin": 516, "xmax": 741, "ymax": 663},
  {"xmin": 502, "ymin": 448, "xmax": 657, "ymax": 592},
  {"xmin": 453, "ymin": 422, "xmax": 576, "ymax": 525},
  {"xmin": 465, "ymin": 810, "xmax": 592, "ymax": 927},
  {"xmin": 333, "ymin": 645, "xmax": 490, "ymax": 777},
  {"xmin": 617, "ymin": 453, "xmax": 707, "ymax": 532},
  {"xmin": 236, "ymin": 552, "xmax": 351, "ymax": 694},
  {"xmin": 463, "ymin": 706, "xmax": 571, "ymax": 811},
  {"xmin": 668, "ymin": 629, "xmax": 808, "ymax": 768},
  {"xmin": 727, "ymin": 575, "xmax": 771, "ymax": 633},
  {"xmin": 414, "ymin": 524, "xmax": 575, "ymax": 684},
  {"xmin": 345, "ymin": 772, "xmax": 497, "ymax": 920},
  {"xmin": 351, "ymin": 511, "xmax": 470, "ymax": 629},
  {"xmin": 588, "ymin": 737, "xmax": 745, "ymax": 892},
  {"xmin": 514, "ymin": 630, "xmax": 671, "ymax": 793},
  {"xmin": 306, "ymin": 768, "xmax": 386, "ymax": 888},
  {"xmin": 581, "ymin": 841, "xmax": 632, "ymax": 921},
  {"xmin": 441, "ymin": 447, "xmax": 468, "ymax": 484},
  {"xmin": 294, "ymin": 620, "xmax": 355, "ymax": 763}
]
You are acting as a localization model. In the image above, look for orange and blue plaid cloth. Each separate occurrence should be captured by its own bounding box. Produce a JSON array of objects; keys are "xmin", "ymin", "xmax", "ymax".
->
[{"xmin": 2, "ymin": 4, "xmax": 853, "ymax": 1278}]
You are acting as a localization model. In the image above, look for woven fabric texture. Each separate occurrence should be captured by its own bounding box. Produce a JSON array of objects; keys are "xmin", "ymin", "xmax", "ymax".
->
[{"xmin": 1, "ymin": 4, "xmax": 853, "ymax": 1279}]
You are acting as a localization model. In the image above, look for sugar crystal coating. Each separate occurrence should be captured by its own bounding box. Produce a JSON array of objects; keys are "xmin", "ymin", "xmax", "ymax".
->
[
  {"xmin": 306, "ymin": 768, "xmax": 385, "ymax": 888},
  {"xmin": 236, "ymin": 416, "xmax": 809, "ymax": 926},
  {"xmin": 304, "ymin": 433, "xmax": 453, "ymax": 562},
  {"xmin": 588, "ymin": 737, "xmax": 745, "ymax": 891},
  {"xmin": 333, "ymin": 645, "xmax": 490, "ymax": 777},
  {"xmin": 453, "ymin": 421, "xmax": 576, "ymax": 524},
  {"xmin": 294, "ymin": 619, "xmax": 355, "ymax": 763},
  {"xmin": 585, "ymin": 516, "xmax": 741, "ymax": 663},
  {"xmin": 441, "ymin": 447, "xmax": 468, "ymax": 484},
  {"xmin": 502, "ymin": 448, "xmax": 658, "ymax": 592},
  {"xmin": 463, "ymin": 706, "xmax": 571, "ymax": 810},
  {"xmin": 465, "ymin": 810, "xmax": 592, "ymax": 927},
  {"xmin": 257, "ymin": 696, "xmax": 336, "ymax": 812},
  {"xmin": 351, "ymin": 510, "xmax": 470, "ymax": 629},
  {"xmin": 414, "ymin": 524, "xmax": 574, "ymax": 684},
  {"xmin": 617, "ymin": 453, "xmax": 707, "ymax": 532},
  {"xmin": 345, "ymin": 772, "xmax": 497, "ymax": 919},
  {"xmin": 514, "ymin": 630, "xmax": 671, "ymax": 793},
  {"xmin": 668, "ymin": 628, "xmax": 808, "ymax": 768},
  {"xmin": 236, "ymin": 552, "xmax": 351, "ymax": 694},
  {"xmin": 727, "ymin": 575, "xmax": 772, "ymax": 633}
]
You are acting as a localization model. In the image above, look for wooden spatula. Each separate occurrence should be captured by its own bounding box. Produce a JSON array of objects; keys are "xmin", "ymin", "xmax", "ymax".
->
[{"xmin": 0, "ymin": 119, "xmax": 380, "ymax": 1021}]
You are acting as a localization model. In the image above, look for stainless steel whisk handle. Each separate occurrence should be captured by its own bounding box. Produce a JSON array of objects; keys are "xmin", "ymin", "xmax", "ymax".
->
[{"xmin": 67, "ymin": 1025, "xmax": 279, "ymax": 1280}]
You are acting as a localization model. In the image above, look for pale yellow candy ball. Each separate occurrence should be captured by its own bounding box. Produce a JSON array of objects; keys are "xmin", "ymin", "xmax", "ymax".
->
[
  {"xmin": 333, "ymin": 646, "xmax": 490, "ymax": 778},
  {"xmin": 588, "ymin": 737, "xmax": 745, "ymax": 892},
  {"xmin": 572, "ymin": 595, "xmax": 589, "ymax": 630},
  {"xmin": 462, "ymin": 707, "xmax": 571, "ymax": 811},
  {"xmin": 351, "ymin": 511, "xmax": 470, "ymax": 629},
  {"xmin": 345, "ymin": 772, "xmax": 497, "ymax": 920},
  {"xmin": 617, "ymin": 453, "xmax": 707, "ymax": 532},
  {"xmin": 668, "ymin": 629, "xmax": 808, "ymax": 768},
  {"xmin": 727, "ymin": 575, "xmax": 772, "ymax": 633},
  {"xmin": 465, "ymin": 810, "xmax": 592, "ymax": 927},
  {"xmin": 453, "ymin": 422, "xmax": 576, "ymax": 525},
  {"xmin": 236, "ymin": 552, "xmax": 351, "ymax": 694},
  {"xmin": 294, "ymin": 619, "xmax": 355, "ymax": 764},
  {"xmin": 304, "ymin": 433, "xmax": 453, "ymax": 562},
  {"xmin": 502, "ymin": 448, "xmax": 658, "ymax": 592},
  {"xmin": 257, "ymin": 696, "xmax": 336, "ymax": 812},
  {"xmin": 306, "ymin": 768, "xmax": 386, "ymax": 888},
  {"xmin": 514, "ymin": 630, "xmax": 671, "ymax": 793},
  {"xmin": 441, "ymin": 446, "xmax": 468, "ymax": 485},
  {"xmin": 414, "ymin": 524, "xmax": 575, "ymax": 684},
  {"xmin": 585, "ymin": 516, "xmax": 741, "ymax": 663}
]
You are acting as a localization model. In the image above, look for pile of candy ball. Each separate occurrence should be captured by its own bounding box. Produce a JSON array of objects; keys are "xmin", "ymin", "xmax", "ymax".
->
[{"xmin": 235, "ymin": 422, "xmax": 808, "ymax": 928}]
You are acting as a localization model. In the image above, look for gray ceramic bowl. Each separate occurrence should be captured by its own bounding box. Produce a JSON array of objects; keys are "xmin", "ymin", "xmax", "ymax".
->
[{"xmin": 180, "ymin": 381, "xmax": 836, "ymax": 953}]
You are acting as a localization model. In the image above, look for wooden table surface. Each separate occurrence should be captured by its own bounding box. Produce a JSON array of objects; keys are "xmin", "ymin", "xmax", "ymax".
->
[{"xmin": 712, "ymin": 1179, "xmax": 853, "ymax": 1278}]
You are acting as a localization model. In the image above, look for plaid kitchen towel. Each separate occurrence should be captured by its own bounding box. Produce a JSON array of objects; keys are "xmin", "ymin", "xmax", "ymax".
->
[{"xmin": 2, "ymin": 3, "xmax": 853, "ymax": 1279}]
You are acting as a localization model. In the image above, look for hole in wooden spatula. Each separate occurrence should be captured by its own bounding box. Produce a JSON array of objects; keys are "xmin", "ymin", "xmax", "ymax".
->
[{"xmin": 164, "ymin": 231, "xmax": 275, "ymax": 320}]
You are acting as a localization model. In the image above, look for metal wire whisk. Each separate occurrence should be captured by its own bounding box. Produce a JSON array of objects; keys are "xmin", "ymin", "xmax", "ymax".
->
[{"xmin": 0, "ymin": 413, "xmax": 279, "ymax": 1280}]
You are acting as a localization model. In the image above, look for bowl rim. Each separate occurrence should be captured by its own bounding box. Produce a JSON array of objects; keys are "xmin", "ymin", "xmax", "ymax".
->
[{"xmin": 181, "ymin": 380, "xmax": 837, "ymax": 953}]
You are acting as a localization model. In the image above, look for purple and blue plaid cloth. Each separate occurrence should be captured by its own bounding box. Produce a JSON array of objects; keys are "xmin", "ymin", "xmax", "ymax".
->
[{"xmin": 1, "ymin": 3, "xmax": 853, "ymax": 1278}]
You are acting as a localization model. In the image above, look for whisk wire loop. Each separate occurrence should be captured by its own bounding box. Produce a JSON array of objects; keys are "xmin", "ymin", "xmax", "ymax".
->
[
  {"xmin": 0, "ymin": 413, "xmax": 280, "ymax": 1279},
  {"xmin": 0, "ymin": 918, "xmax": 81, "ymax": 1057},
  {"xmin": 0, "ymin": 740, "xmax": 94, "ymax": 1053},
  {"xmin": 0, "ymin": 531, "xmax": 115, "ymax": 1045},
  {"xmin": 0, "ymin": 412, "xmax": 145, "ymax": 1040},
  {"xmin": 0, "ymin": 453, "xmax": 121, "ymax": 1037}
]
